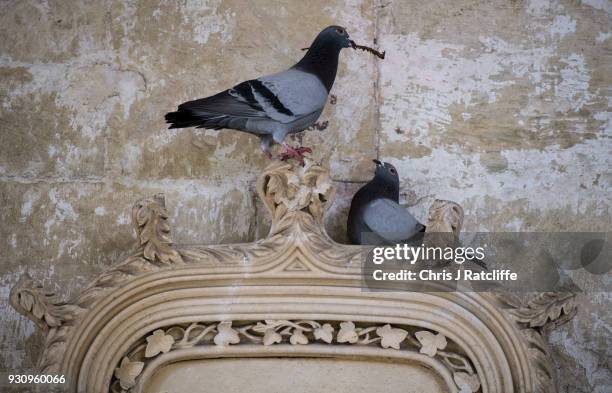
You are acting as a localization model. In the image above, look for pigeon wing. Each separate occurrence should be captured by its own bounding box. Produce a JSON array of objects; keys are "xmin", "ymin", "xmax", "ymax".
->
[
  {"xmin": 177, "ymin": 81, "xmax": 268, "ymax": 119},
  {"xmin": 363, "ymin": 198, "xmax": 423, "ymax": 243},
  {"xmin": 177, "ymin": 69, "xmax": 326, "ymax": 123},
  {"xmin": 165, "ymin": 82, "xmax": 270, "ymax": 130},
  {"xmin": 255, "ymin": 69, "xmax": 328, "ymax": 122},
  {"xmin": 166, "ymin": 69, "xmax": 328, "ymax": 130}
]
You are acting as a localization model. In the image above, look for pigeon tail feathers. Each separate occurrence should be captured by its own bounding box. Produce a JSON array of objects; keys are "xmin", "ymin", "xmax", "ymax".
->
[
  {"xmin": 165, "ymin": 89, "xmax": 258, "ymax": 130},
  {"xmin": 165, "ymin": 109, "xmax": 211, "ymax": 129}
]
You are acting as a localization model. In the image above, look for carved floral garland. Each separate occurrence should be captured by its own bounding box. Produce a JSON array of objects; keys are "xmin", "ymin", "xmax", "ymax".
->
[{"xmin": 110, "ymin": 320, "xmax": 480, "ymax": 393}]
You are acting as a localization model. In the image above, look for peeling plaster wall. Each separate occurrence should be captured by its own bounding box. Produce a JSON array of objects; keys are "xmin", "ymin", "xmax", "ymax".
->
[{"xmin": 0, "ymin": 0, "xmax": 610, "ymax": 391}]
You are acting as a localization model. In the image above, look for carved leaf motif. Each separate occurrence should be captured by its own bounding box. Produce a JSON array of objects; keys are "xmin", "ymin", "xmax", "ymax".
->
[
  {"xmin": 426, "ymin": 200, "xmax": 464, "ymax": 235},
  {"xmin": 252, "ymin": 320, "xmax": 284, "ymax": 333},
  {"xmin": 453, "ymin": 372, "xmax": 481, "ymax": 393},
  {"xmin": 132, "ymin": 194, "xmax": 184, "ymax": 265},
  {"xmin": 20, "ymin": 291, "xmax": 34, "ymax": 312},
  {"xmin": 113, "ymin": 319, "xmax": 485, "ymax": 393},
  {"xmin": 263, "ymin": 329, "xmax": 282, "ymax": 346},
  {"xmin": 213, "ymin": 321, "xmax": 240, "ymax": 346},
  {"xmin": 521, "ymin": 293, "xmax": 575, "ymax": 328},
  {"xmin": 267, "ymin": 175, "xmax": 284, "ymax": 196},
  {"xmin": 9, "ymin": 274, "xmax": 79, "ymax": 330},
  {"xmin": 114, "ymin": 357, "xmax": 144, "ymax": 390},
  {"xmin": 498, "ymin": 292, "xmax": 577, "ymax": 329},
  {"xmin": 376, "ymin": 324, "xmax": 408, "ymax": 349},
  {"xmin": 289, "ymin": 329, "xmax": 309, "ymax": 345},
  {"xmin": 20, "ymin": 290, "xmax": 53, "ymax": 323},
  {"xmin": 257, "ymin": 161, "xmax": 336, "ymax": 230},
  {"xmin": 415, "ymin": 331, "xmax": 447, "ymax": 357},
  {"xmin": 337, "ymin": 321, "xmax": 359, "ymax": 344},
  {"xmin": 306, "ymin": 169, "xmax": 333, "ymax": 220},
  {"xmin": 313, "ymin": 323, "xmax": 334, "ymax": 343},
  {"xmin": 494, "ymin": 292, "xmax": 578, "ymax": 392},
  {"xmin": 145, "ymin": 329, "xmax": 174, "ymax": 358}
]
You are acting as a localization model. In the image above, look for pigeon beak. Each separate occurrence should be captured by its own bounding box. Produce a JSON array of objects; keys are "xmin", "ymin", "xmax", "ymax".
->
[{"xmin": 373, "ymin": 159, "xmax": 382, "ymax": 166}]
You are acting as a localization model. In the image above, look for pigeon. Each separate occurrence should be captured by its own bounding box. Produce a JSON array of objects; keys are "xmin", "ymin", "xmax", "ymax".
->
[
  {"xmin": 347, "ymin": 160, "xmax": 426, "ymax": 245},
  {"xmin": 165, "ymin": 25, "xmax": 353, "ymax": 163}
]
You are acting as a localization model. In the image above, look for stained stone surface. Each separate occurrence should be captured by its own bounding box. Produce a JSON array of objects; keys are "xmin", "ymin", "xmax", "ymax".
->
[
  {"xmin": 0, "ymin": 1, "xmax": 610, "ymax": 392},
  {"xmin": 145, "ymin": 358, "xmax": 447, "ymax": 393}
]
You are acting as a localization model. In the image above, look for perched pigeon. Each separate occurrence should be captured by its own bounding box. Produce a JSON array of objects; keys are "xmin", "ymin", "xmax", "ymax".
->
[
  {"xmin": 165, "ymin": 25, "xmax": 353, "ymax": 163},
  {"xmin": 347, "ymin": 160, "xmax": 426, "ymax": 245}
]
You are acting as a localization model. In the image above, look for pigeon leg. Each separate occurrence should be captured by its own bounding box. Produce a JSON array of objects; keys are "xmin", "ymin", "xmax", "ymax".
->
[
  {"xmin": 279, "ymin": 143, "xmax": 311, "ymax": 165},
  {"xmin": 259, "ymin": 135, "xmax": 273, "ymax": 159}
]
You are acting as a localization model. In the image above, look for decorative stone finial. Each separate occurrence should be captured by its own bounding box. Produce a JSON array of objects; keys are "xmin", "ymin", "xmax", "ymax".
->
[
  {"xmin": 424, "ymin": 199, "xmax": 464, "ymax": 248},
  {"xmin": 132, "ymin": 193, "xmax": 184, "ymax": 265},
  {"xmin": 257, "ymin": 160, "xmax": 335, "ymax": 234},
  {"xmin": 426, "ymin": 199, "xmax": 464, "ymax": 235}
]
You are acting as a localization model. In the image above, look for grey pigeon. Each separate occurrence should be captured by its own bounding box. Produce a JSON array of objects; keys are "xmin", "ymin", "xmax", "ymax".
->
[
  {"xmin": 347, "ymin": 160, "xmax": 426, "ymax": 245},
  {"xmin": 165, "ymin": 25, "xmax": 353, "ymax": 163}
]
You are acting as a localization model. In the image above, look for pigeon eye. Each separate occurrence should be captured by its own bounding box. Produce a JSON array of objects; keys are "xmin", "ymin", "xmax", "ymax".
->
[
  {"xmin": 389, "ymin": 168, "xmax": 396, "ymax": 175},
  {"xmin": 336, "ymin": 28, "xmax": 345, "ymax": 35}
]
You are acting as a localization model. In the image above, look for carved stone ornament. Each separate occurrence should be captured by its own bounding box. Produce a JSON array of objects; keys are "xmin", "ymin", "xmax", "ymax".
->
[{"xmin": 10, "ymin": 160, "xmax": 577, "ymax": 393}]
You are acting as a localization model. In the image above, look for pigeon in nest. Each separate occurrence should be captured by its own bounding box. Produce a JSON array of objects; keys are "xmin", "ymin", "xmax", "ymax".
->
[
  {"xmin": 165, "ymin": 25, "xmax": 356, "ymax": 164},
  {"xmin": 347, "ymin": 160, "xmax": 426, "ymax": 245}
]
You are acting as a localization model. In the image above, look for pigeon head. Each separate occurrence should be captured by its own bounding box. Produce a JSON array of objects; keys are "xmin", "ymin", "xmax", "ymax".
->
[
  {"xmin": 315, "ymin": 25, "xmax": 353, "ymax": 49},
  {"xmin": 372, "ymin": 159, "xmax": 400, "ymax": 201},
  {"xmin": 294, "ymin": 26, "xmax": 352, "ymax": 92}
]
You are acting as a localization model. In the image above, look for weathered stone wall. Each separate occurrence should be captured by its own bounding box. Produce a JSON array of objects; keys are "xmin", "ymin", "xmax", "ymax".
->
[{"xmin": 0, "ymin": 0, "xmax": 609, "ymax": 391}]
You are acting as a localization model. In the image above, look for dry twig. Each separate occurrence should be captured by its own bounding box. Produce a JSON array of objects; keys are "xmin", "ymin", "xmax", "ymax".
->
[{"xmin": 301, "ymin": 41, "xmax": 385, "ymax": 60}]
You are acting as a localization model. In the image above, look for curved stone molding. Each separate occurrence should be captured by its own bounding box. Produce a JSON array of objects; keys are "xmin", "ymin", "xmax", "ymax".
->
[{"xmin": 9, "ymin": 160, "xmax": 576, "ymax": 393}]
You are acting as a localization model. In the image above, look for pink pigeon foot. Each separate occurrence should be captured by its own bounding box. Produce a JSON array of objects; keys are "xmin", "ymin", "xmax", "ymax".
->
[{"xmin": 279, "ymin": 144, "xmax": 312, "ymax": 165}]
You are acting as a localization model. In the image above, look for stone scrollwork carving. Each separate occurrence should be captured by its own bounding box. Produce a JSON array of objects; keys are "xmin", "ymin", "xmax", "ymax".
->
[
  {"xmin": 111, "ymin": 320, "xmax": 479, "ymax": 393},
  {"xmin": 426, "ymin": 199, "xmax": 464, "ymax": 236},
  {"xmin": 114, "ymin": 357, "xmax": 144, "ymax": 391},
  {"xmin": 9, "ymin": 274, "xmax": 85, "ymax": 374},
  {"xmin": 9, "ymin": 193, "xmax": 186, "ymax": 373},
  {"xmin": 144, "ymin": 330, "xmax": 174, "ymax": 357},
  {"xmin": 257, "ymin": 160, "xmax": 335, "ymax": 232},
  {"xmin": 132, "ymin": 193, "xmax": 184, "ymax": 265},
  {"xmin": 498, "ymin": 291, "xmax": 577, "ymax": 331},
  {"xmin": 424, "ymin": 199, "xmax": 464, "ymax": 249},
  {"xmin": 415, "ymin": 330, "xmax": 447, "ymax": 356},
  {"xmin": 9, "ymin": 273, "xmax": 81, "ymax": 331},
  {"xmin": 9, "ymin": 160, "xmax": 577, "ymax": 393},
  {"xmin": 497, "ymin": 291, "xmax": 578, "ymax": 393}
]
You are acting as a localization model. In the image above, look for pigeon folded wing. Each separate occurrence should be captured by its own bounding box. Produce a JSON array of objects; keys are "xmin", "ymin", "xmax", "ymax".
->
[{"xmin": 363, "ymin": 198, "xmax": 424, "ymax": 243}]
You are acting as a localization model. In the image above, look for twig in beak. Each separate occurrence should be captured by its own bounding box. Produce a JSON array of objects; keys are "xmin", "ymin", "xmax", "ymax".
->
[
  {"xmin": 349, "ymin": 40, "xmax": 385, "ymax": 59},
  {"xmin": 301, "ymin": 41, "xmax": 386, "ymax": 60}
]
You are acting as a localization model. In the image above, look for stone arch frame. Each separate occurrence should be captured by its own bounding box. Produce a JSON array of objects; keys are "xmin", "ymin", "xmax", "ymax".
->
[{"xmin": 10, "ymin": 161, "xmax": 576, "ymax": 393}]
